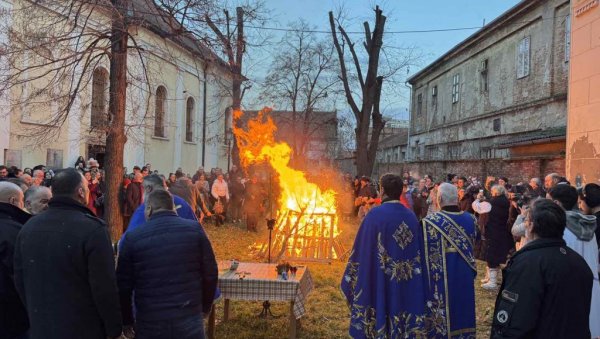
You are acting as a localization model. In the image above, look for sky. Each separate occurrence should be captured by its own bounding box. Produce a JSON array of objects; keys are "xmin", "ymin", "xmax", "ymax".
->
[{"xmin": 244, "ymin": 0, "xmax": 522, "ymax": 120}]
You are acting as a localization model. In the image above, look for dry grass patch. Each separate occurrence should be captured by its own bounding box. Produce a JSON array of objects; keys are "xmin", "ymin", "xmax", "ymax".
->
[{"xmin": 203, "ymin": 220, "xmax": 497, "ymax": 338}]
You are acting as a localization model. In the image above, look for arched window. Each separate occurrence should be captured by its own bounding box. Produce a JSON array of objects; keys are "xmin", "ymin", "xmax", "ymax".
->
[
  {"xmin": 154, "ymin": 86, "xmax": 166, "ymax": 137},
  {"xmin": 185, "ymin": 97, "xmax": 194, "ymax": 142},
  {"xmin": 91, "ymin": 68, "xmax": 108, "ymax": 128}
]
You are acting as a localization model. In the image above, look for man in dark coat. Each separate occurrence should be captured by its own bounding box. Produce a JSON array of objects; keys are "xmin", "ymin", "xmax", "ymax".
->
[
  {"xmin": 0, "ymin": 182, "xmax": 30, "ymax": 339},
  {"xmin": 124, "ymin": 172, "xmax": 144, "ymax": 227},
  {"xmin": 117, "ymin": 189, "xmax": 217, "ymax": 338},
  {"xmin": 169, "ymin": 175, "xmax": 210, "ymax": 218},
  {"xmin": 491, "ymin": 199, "xmax": 593, "ymax": 338},
  {"xmin": 14, "ymin": 168, "xmax": 122, "ymax": 339}
]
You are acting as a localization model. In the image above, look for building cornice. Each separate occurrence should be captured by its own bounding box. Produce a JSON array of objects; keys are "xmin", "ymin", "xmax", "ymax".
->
[{"xmin": 410, "ymin": 93, "xmax": 567, "ymax": 138}]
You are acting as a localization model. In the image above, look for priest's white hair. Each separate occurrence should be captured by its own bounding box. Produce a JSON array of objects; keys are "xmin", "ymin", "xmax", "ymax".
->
[{"xmin": 437, "ymin": 183, "xmax": 458, "ymax": 207}]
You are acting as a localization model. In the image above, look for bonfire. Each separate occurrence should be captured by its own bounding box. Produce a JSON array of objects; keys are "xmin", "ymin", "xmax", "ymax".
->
[{"xmin": 233, "ymin": 108, "xmax": 344, "ymax": 262}]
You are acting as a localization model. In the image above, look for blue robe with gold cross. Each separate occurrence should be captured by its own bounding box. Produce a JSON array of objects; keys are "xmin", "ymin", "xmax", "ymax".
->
[
  {"xmin": 422, "ymin": 209, "xmax": 478, "ymax": 338},
  {"xmin": 341, "ymin": 201, "xmax": 430, "ymax": 338}
]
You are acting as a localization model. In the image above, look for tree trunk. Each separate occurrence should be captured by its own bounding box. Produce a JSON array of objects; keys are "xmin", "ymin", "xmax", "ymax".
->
[
  {"xmin": 105, "ymin": 0, "xmax": 128, "ymax": 242},
  {"xmin": 230, "ymin": 6, "xmax": 245, "ymax": 169},
  {"xmin": 230, "ymin": 78, "xmax": 242, "ymax": 168}
]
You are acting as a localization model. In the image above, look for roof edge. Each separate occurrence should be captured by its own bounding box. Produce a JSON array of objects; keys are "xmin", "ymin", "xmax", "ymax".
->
[{"xmin": 407, "ymin": 0, "xmax": 539, "ymax": 84}]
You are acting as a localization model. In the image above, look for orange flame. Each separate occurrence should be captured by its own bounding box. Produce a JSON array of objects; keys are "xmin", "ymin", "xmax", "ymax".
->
[
  {"xmin": 232, "ymin": 108, "xmax": 337, "ymax": 215},
  {"xmin": 234, "ymin": 107, "xmax": 341, "ymax": 260}
]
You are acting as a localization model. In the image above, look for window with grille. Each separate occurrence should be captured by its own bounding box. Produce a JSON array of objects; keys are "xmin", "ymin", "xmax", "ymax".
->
[
  {"xmin": 565, "ymin": 15, "xmax": 571, "ymax": 62},
  {"xmin": 185, "ymin": 97, "xmax": 194, "ymax": 142},
  {"xmin": 154, "ymin": 86, "xmax": 166, "ymax": 137},
  {"xmin": 46, "ymin": 149, "xmax": 63, "ymax": 169},
  {"xmin": 493, "ymin": 118, "xmax": 501, "ymax": 132},
  {"xmin": 481, "ymin": 59, "xmax": 489, "ymax": 92},
  {"xmin": 517, "ymin": 36, "xmax": 530, "ymax": 79},
  {"xmin": 452, "ymin": 74, "xmax": 460, "ymax": 103},
  {"xmin": 91, "ymin": 68, "xmax": 108, "ymax": 128}
]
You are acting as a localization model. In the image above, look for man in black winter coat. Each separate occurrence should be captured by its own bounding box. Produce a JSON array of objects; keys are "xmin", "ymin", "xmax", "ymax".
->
[
  {"xmin": 0, "ymin": 182, "xmax": 30, "ymax": 339},
  {"xmin": 491, "ymin": 199, "xmax": 593, "ymax": 339},
  {"xmin": 117, "ymin": 189, "xmax": 218, "ymax": 338},
  {"xmin": 14, "ymin": 168, "xmax": 122, "ymax": 339}
]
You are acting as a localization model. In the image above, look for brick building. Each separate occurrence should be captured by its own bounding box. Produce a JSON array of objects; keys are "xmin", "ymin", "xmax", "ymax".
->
[
  {"xmin": 244, "ymin": 110, "xmax": 339, "ymax": 169},
  {"xmin": 405, "ymin": 0, "xmax": 570, "ymax": 183}
]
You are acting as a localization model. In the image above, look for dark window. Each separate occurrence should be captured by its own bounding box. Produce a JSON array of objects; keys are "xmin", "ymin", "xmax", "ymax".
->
[
  {"xmin": 154, "ymin": 86, "xmax": 166, "ymax": 137},
  {"xmin": 417, "ymin": 93, "xmax": 423, "ymax": 116},
  {"xmin": 185, "ymin": 97, "xmax": 194, "ymax": 142},
  {"xmin": 91, "ymin": 68, "xmax": 108, "ymax": 128},
  {"xmin": 493, "ymin": 118, "xmax": 501, "ymax": 132},
  {"xmin": 431, "ymin": 85, "xmax": 438, "ymax": 106}
]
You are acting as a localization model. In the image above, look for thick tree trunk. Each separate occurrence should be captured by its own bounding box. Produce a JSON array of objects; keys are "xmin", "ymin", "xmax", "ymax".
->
[
  {"xmin": 230, "ymin": 7, "xmax": 245, "ymax": 169},
  {"xmin": 105, "ymin": 0, "xmax": 128, "ymax": 241}
]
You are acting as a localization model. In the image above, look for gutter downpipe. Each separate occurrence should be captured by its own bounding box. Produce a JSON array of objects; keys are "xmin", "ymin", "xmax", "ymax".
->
[
  {"xmin": 202, "ymin": 63, "xmax": 208, "ymax": 167},
  {"xmin": 405, "ymin": 81, "xmax": 413, "ymax": 163}
]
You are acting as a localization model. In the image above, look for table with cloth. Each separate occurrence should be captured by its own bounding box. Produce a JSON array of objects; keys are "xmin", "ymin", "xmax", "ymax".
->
[{"xmin": 207, "ymin": 261, "xmax": 314, "ymax": 339}]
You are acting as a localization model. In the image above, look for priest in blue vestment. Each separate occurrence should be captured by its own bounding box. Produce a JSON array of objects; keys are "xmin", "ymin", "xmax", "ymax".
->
[
  {"xmin": 421, "ymin": 183, "xmax": 478, "ymax": 338},
  {"xmin": 341, "ymin": 174, "xmax": 430, "ymax": 338}
]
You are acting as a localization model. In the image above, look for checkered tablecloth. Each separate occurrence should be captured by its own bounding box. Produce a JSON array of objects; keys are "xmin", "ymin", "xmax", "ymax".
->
[{"xmin": 217, "ymin": 261, "xmax": 314, "ymax": 319}]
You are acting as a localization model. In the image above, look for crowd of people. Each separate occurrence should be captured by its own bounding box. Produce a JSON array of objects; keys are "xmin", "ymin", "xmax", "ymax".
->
[
  {"xmin": 343, "ymin": 171, "xmax": 600, "ymax": 338},
  {"xmin": 0, "ymin": 159, "xmax": 273, "ymax": 233},
  {"xmin": 0, "ymin": 158, "xmax": 282, "ymax": 339},
  {"xmin": 2, "ymin": 158, "xmax": 600, "ymax": 338}
]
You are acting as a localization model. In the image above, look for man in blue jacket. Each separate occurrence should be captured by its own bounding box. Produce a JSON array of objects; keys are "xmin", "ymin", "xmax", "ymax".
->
[
  {"xmin": 122, "ymin": 174, "xmax": 197, "ymax": 239},
  {"xmin": 117, "ymin": 189, "xmax": 218, "ymax": 338}
]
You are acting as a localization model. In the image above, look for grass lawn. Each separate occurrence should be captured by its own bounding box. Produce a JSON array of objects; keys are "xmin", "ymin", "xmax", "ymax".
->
[{"xmin": 204, "ymin": 219, "xmax": 497, "ymax": 339}]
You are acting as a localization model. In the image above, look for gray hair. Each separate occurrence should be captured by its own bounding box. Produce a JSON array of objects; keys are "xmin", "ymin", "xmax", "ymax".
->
[
  {"xmin": 491, "ymin": 185, "xmax": 506, "ymax": 196},
  {"xmin": 437, "ymin": 183, "xmax": 458, "ymax": 207},
  {"xmin": 143, "ymin": 174, "xmax": 165, "ymax": 190},
  {"xmin": 530, "ymin": 177, "xmax": 541, "ymax": 186},
  {"xmin": 25, "ymin": 185, "xmax": 51, "ymax": 202}
]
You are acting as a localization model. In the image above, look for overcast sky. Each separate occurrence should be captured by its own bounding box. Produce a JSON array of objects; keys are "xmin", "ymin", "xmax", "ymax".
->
[{"xmin": 244, "ymin": 0, "xmax": 522, "ymax": 120}]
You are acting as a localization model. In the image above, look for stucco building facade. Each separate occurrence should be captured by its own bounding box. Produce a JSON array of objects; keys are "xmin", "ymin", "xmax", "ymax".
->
[
  {"xmin": 406, "ymin": 0, "xmax": 570, "ymax": 182},
  {"xmin": 0, "ymin": 0, "xmax": 232, "ymax": 174},
  {"xmin": 566, "ymin": 0, "xmax": 600, "ymax": 185}
]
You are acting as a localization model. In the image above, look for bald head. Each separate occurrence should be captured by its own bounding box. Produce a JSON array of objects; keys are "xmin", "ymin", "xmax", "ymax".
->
[
  {"xmin": 21, "ymin": 174, "xmax": 32, "ymax": 187},
  {"xmin": 0, "ymin": 181, "xmax": 25, "ymax": 209},
  {"xmin": 32, "ymin": 169, "xmax": 45, "ymax": 186},
  {"xmin": 437, "ymin": 183, "xmax": 458, "ymax": 207}
]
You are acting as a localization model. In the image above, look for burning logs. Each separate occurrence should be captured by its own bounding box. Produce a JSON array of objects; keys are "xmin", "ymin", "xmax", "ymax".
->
[{"xmin": 260, "ymin": 209, "xmax": 345, "ymax": 263}]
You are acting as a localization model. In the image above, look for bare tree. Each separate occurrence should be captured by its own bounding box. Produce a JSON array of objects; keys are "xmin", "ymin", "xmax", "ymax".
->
[
  {"xmin": 0, "ymin": 0, "xmax": 228, "ymax": 240},
  {"xmin": 329, "ymin": 6, "xmax": 417, "ymax": 177},
  {"xmin": 259, "ymin": 20, "xmax": 339, "ymax": 165},
  {"xmin": 202, "ymin": 1, "xmax": 269, "ymax": 168}
]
